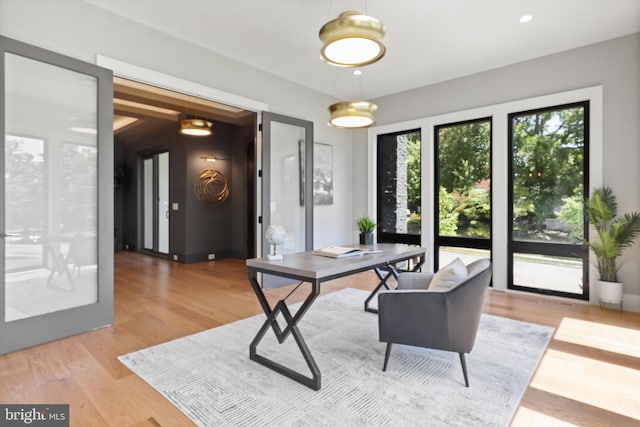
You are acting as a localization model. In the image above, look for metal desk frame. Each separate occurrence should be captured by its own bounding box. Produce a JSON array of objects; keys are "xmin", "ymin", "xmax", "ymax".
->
[{"xmin": 246, "ymin": 244, "xmax": 425, "ymax": 390}]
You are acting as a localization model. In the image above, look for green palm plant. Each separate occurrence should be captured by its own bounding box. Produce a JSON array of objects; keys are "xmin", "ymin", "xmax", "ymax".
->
[
  {"xmin": 587, "ymin": 187, "xmax": 640, "ymax": 282},
  {"xmin": 356, "ymin": 216, "xmax": 377, "ymax": 234}
]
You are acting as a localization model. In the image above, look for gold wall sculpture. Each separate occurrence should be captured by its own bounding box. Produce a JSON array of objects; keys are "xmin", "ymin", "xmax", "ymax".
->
[{"xmin": 193, "ymin": 168, "xmax": 229, "ymax": 205}]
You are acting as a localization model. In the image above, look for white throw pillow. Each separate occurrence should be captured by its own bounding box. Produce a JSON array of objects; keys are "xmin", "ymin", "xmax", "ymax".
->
[{"xmin": 428, "ymin": 258, "xmax": 468, "ymax": 291}]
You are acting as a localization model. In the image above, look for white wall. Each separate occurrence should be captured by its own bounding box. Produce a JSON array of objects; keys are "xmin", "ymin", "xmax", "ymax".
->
[
  {"xmin": 0, "ymin": 0, "xmax": 355, "ymax": 249},
  {"xmin": 358, "ymin": 33, "xmax": 640, "ymax": 310}
]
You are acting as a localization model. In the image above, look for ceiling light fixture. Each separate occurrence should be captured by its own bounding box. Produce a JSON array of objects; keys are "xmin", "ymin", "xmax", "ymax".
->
[
  {"xmin": 180, "ymin": 118, "xmax": 212, "ymax": 136},
  {"xmin": 519, "ymin": 14, "xmax": 533, "ymax": 23},
  {"xmin": 328, "ymin": 101, "xmax": 377, "ymax": 128},
  {"xmin": 319, "ymin": 11, "xmax": 386, "ymax": 67}
]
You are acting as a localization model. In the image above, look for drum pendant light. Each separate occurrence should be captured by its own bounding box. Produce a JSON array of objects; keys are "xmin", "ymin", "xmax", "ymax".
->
[
  {"xmin": 319, "ymin": 11, "xmax": 386, "ymax": 67},
  {"xmin": 180, "ymin": 118, "xmax": 212, "ymax": 136},
  {"xmin": 328, "ymin": 101, "xmax": 377, "ymax": 128}
]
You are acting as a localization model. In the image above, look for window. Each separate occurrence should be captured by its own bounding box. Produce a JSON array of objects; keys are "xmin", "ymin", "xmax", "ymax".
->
[
  {"xmin": 435, "ymin": 119, "xmax": 492, "ymax": 269},
  {"xmin": 508, "ymin": 102, "xmax": 589, "ymax": 298},
  {"xmin": 377, "ymin": 129, "xmax": 421, "ymax": 244}
]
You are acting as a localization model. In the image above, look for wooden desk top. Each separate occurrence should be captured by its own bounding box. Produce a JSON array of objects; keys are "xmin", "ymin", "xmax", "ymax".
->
[{"xmin": 246, "ymin": 243, "xmax": 425, "ymax": 280}]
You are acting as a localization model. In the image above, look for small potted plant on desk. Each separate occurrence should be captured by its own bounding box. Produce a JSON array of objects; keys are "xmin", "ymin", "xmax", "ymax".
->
[
  {"xmin": 587, "ymin": 186, "xmax": 640, "ymax": 310},
  {"xmin": 356, "ymin": 216, "xmax": 377, "ymax": 246}
]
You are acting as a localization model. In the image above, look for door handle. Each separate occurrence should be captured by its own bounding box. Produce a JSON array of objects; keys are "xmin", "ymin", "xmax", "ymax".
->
[
  {"xmin": 165, "ymin": 210, "xmax": 169, "ymax": 219},
  {"xmin": 0, "ymin": 233, "xmax": 18, "ymax": 238}
]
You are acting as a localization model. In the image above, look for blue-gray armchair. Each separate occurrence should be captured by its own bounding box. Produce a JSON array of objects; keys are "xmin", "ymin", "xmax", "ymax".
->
[{"xmin": 378, "ymin": 258, "xmax": 492, "ymax": 387}]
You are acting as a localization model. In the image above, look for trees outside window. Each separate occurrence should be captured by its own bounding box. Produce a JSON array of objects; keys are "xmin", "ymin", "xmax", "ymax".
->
[{"xmin": 511, "ymin": 105, "xmax": 586, "ymax": 243}]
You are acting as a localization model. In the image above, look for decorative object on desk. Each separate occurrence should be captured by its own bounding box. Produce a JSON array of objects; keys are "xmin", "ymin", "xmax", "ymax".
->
[
  {"xmin": 356, "ymin": 215, "xmax": 377, "ymax": 245},
  {"xmin": 264, "ymin": 224, "xmax": 285, "ymax": 261},
  {"xmin": 313, "ymin": 143, "xmax": 333, "ymax": 205},
  {"xmin": 587, "ymin": 186, "xmax": 640, "ymax": 309},
  {"xmin": 119, "ymin": 288, "xmax": 553, "ymax": 427},
  {"xmin": 193, "ymin": 168, "xmax": 229, "ymax": 205}
]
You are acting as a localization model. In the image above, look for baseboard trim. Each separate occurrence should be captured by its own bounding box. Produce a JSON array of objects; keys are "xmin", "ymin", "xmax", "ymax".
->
[{"xmin": 622, "ymin": 293, "xmax": 640, "ymax": 312}]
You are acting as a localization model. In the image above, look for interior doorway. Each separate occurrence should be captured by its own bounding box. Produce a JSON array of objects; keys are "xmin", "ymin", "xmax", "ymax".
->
[{"xmin": 112, "ymin": 77, "xmax": 258, "ymax": 262}]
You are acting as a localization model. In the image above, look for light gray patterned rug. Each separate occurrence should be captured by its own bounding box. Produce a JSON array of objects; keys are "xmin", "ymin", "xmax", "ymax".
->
[{"xmin": 119, "ymin": 288, "xmax": 554, "ymax": 426}]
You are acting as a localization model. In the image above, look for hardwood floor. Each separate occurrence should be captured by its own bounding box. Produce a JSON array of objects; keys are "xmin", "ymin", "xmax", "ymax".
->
[{"xmin": 1, "ymin": 252, "xmax": 639, "ymax": 426}]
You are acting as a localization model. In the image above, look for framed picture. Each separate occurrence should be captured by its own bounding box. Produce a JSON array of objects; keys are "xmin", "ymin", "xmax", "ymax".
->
[{"xmin": 313, "ymin": 143, "xmax": 333, "ymax": 205}]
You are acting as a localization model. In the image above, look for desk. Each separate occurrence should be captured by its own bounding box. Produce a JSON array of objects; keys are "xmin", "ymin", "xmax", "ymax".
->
[{"xmin": 246, "ymin": 243, "xmax": 425, "ymax": 390}]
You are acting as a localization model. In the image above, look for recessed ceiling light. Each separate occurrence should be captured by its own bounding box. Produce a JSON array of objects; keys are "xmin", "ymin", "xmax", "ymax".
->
[
  {"xmin": 353, "ymin": 70, "xmax": 362, "ymax": 76},
  {"xmin": 520, "ymin": 14, "xmax": 533, "ymax": 24}
]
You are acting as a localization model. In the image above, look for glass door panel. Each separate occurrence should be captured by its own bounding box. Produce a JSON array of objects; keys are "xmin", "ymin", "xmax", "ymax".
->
[
  {"xmin": 509, "ymin": 102, "xmax": 588, "ymax": 299},
  {"xmin": 4, "ymin": 52, "xmax": 98, "ymax": 322},
  {"xmin": 142, "ymin": 152, "xmax": 169, "ymax": 255},
  {"xmin": 157, "ymin": 152, "xmax": 169, "ymax": 254},
  {"xmin": 1, "ymin": 36, "xmax": 113, "ymax": 355},
  {"xmin": 4, "ymin": 135, "xmax": 46, "ymax": 273},
  {"xmin": 143, "ymin": 158, "xmax": 153, "ymax": 250},
  {"xmin": 269, "ymin": 121, "xmax": 306, "ymax": 253},
  {"xmin": 261, "ymin": 112, "xmax": 313, "ymax": 288}
]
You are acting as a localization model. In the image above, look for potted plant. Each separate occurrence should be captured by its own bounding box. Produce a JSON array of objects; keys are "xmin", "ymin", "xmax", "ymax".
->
[
  {"xmin": 587, "ymin": 186, "xmax": 640, "ymax": 308},
  {"xmin": 356, "ymin": 216, "xmax": 377, "ymax": 245}
]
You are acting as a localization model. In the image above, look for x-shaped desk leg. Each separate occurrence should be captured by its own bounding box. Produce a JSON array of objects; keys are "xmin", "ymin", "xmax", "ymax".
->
[
  {"xmin": 364, "ymin": 264, "xmax": 398, "ymax": 314},
  {"xmin": 247, "ymin": 268, "xmax": 322, "ymax": 390},
  {"xmin": 364, "ymin": 255, "xmax": 425, "ymax": 314}
]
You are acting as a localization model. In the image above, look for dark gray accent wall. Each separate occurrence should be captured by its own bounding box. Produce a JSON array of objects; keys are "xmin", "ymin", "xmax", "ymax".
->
[{"xmin": 115, "ymin": 118, "xmax": 255, "ymax": 263}]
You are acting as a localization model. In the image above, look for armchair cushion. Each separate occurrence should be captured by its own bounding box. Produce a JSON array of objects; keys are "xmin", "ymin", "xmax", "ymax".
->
[{"xmin": 428, "ymin": 257, "xmax": 467, "ymax": 291}]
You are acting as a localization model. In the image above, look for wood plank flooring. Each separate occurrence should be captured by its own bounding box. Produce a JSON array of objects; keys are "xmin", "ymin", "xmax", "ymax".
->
[{"xmin": 1, "ymin": 252, "xmax": 639, "ymax": 426}]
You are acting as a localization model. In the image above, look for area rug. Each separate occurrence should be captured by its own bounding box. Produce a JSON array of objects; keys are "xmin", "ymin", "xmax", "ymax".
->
[{"xmin": 119, "ymin": 288, "xmax": 554, "ymax": 426}]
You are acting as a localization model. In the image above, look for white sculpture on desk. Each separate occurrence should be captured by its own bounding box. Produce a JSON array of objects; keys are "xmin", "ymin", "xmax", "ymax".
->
[{"xmin": 265, "ymin": 224, "xmax": 285, "ymax": 261}]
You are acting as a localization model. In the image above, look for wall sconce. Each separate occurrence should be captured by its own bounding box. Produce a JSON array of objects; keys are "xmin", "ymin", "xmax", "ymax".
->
[{"xmin": 200, "ymin": 156, "xmax": 226, "ymax": 163}]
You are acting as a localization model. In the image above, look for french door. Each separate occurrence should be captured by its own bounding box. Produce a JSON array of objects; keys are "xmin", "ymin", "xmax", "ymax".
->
[
  {"xmin": 260, "ymin": 112, "xmax": 313, "ymax": 288},
  {"xmin": 141, "ymin": 152, "xmax": 169, "ymax": 255},
  {"xmin": 0, "ymin": 36, "xmax": 113, "ymax": 354},
  {"xmin": 508, "ymin": 102, "xmax": 589, "ymax": 299}
]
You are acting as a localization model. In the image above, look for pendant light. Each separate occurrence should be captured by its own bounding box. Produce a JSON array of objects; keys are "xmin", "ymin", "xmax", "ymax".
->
[
  {"xmin": 180, "ymin": 118, "xmax": 212, "ymax": 136},
  {"xmin": 328, "ymin": 101, "xmax": 377, "ymax": 128},
  {"xmin": 319, "ymin": 11, "xmax": 386, "ymax": 67}
]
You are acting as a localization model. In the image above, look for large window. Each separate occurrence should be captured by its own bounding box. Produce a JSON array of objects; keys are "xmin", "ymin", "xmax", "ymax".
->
[
  {"xmin": 509, "ymin": 102, "xmax": 589, "ymax": 299},
  {"xmin": 377, "ymin": 129, "xmax": 421, "ymax": 244},
  {"xmin": 435, "ymin": 119, "xmax": 492, "ymax": 269}
]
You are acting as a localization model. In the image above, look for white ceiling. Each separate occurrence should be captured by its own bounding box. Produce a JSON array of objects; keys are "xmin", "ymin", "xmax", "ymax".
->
[{"xmin": 84, "ymin": 0, "xmax": 640, "ymax": 100}]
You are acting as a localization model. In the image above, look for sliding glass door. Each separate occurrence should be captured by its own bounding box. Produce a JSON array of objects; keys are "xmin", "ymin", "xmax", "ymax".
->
[{"xmin": 508, "ymin": 102, "xmax": 589, "ymax": 299}]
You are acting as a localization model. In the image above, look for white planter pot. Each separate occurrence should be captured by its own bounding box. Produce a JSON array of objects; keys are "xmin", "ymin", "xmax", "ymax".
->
[{"xmin": 597, "ymin": 280, "xmax": 624, "ymax": 305}]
